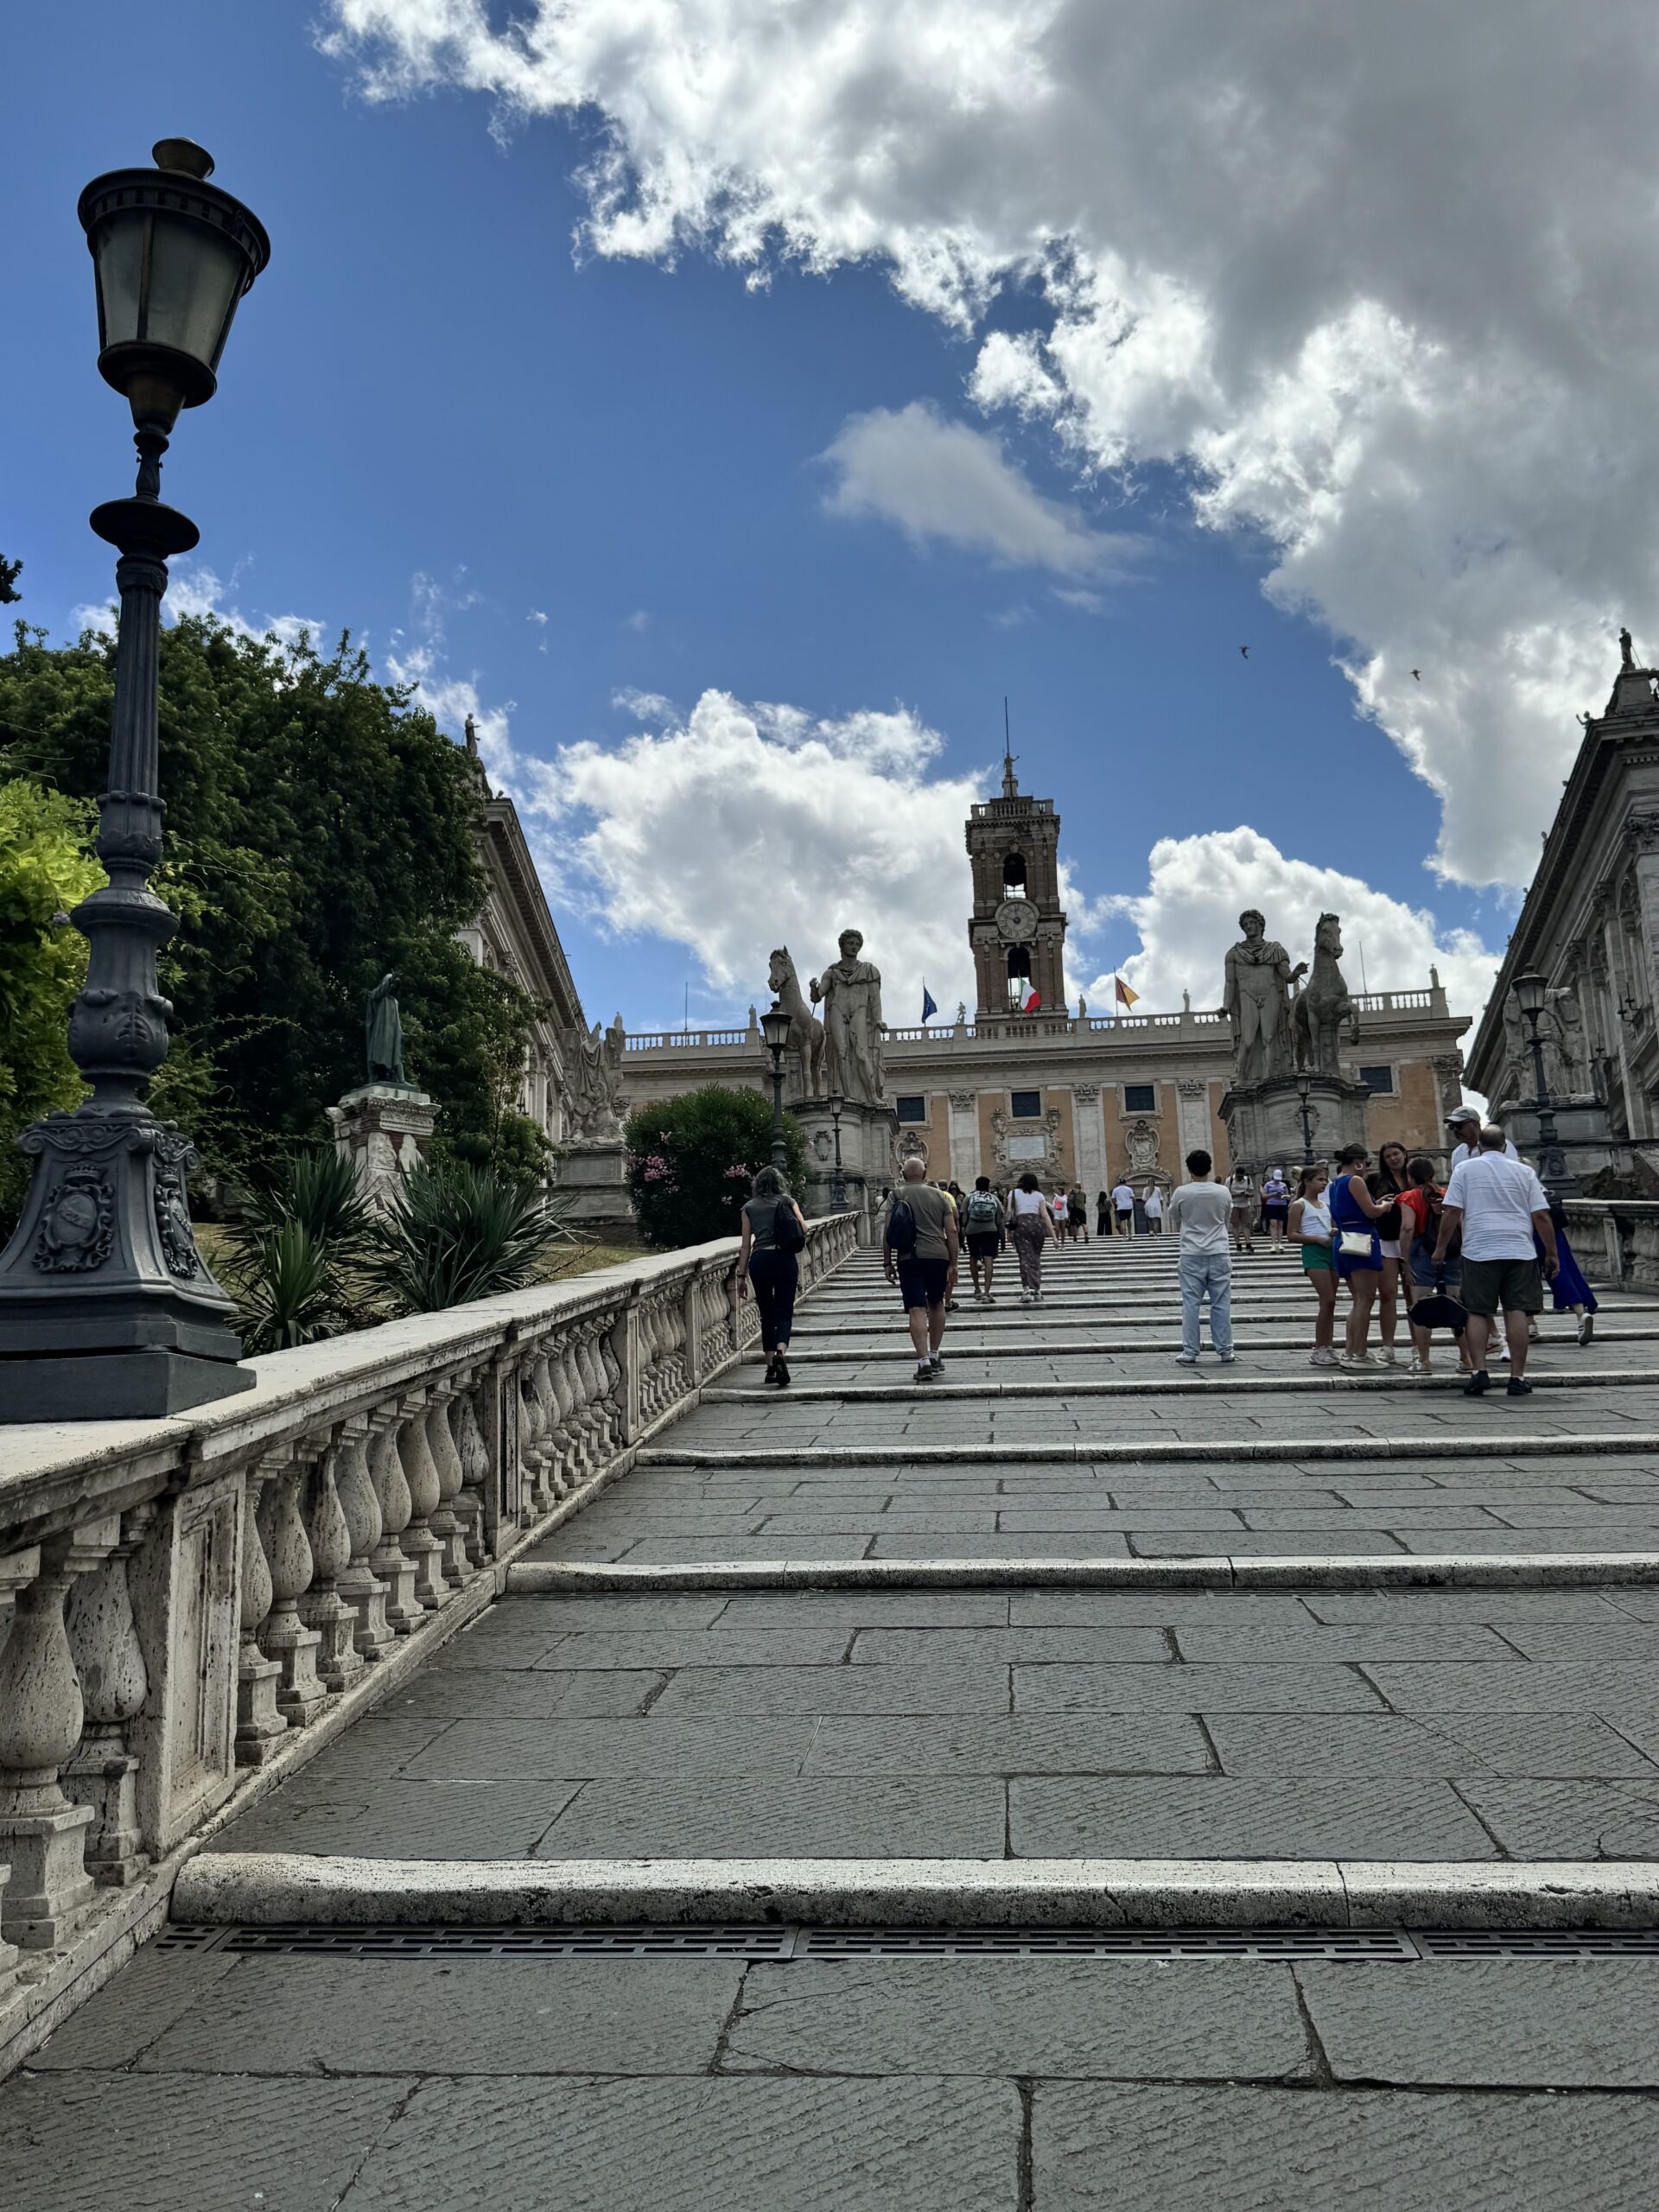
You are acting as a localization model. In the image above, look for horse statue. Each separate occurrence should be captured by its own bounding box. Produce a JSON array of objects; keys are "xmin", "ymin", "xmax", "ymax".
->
[
  {"xmin": 1292, "ymin": 912, "xmax": 1358, "ymax": 1076},
  {"xmin": 766, "ymin": 947, "xmax": 826, "ymax": 1096}
]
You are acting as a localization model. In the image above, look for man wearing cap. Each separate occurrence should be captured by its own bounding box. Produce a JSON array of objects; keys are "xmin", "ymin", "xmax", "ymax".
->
[{"xmin": 1446, "ymin": 1108, "xmax": 1516, "ymax": 1173}]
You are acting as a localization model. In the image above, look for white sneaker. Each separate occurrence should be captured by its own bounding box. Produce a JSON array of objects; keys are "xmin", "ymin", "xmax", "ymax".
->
[
  {"xmin": 1374, "ymin": 1345, "xmax": 1397, "ymax": 1366},
  {"xmin": 1175, "ymin": 1351, "xmax": 1199, "ymax": 1365},
  {"xmin": 1338, "ymin": 1351, "xmax": 1375, "ymax": 1370},
  {"xmin": 1309, "ymin": 1348, "xmax": 1339, "ymax": 1369},
  {"xmin": 1217, "ymin": 1352, "xmax": 1236, "ymax": 1364},
  {"xmin": 1406, "ymin": 1354, "xmax": 1431, "ymax": 1378}
]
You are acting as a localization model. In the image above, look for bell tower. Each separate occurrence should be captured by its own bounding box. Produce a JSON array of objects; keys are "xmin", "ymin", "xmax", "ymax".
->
[{"xmin": 966, "ymin": 749, "xmax": 1067, "ymax": 1019}]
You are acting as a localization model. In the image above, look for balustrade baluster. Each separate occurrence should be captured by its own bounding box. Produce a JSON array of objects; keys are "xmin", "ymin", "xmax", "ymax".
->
[
  {"xmin": 234, "ymin": 1460, "xmax": 288, "ymax": 1764},
  {"xmin": 521, "ymin": 1348, "xmax": 556, "ymax": 1510},
  {"xmin": 397, "ymin": 1392, "xmax": 448, "ymax": 1611},
  {"xmin": 0, "ymin": 1521, "xmax": 118, "ymax": 1948},
  {"xmin": 63, "ymin": 1502, "xmax": 154, "ymax": 1885},
  {"xmin": 257, "ymin": 1451, "xmax": 327, "ymax": 1726},
  {"xmin": 334, "ymin": 1418, "xmax": 394, "ymax": 1659},
  {"xmin": 299, "ymin": 1433, "xmax": 365, "ymax": 1693},
  {"xmin": 425, "ymin": 1388, "xmax": 469, "ymax": 1587},
  {"xmin": 595, "ymin": 1325, "xmax": 624, "ymax": 1453},
  {"xmin": 366, "ymin": 1408, "xmax": 422, "ymax": 1633},
  {"xmin": 452, "ymin": 1382, "xmax": 491, "ymax": 1566},
  {"xmin": 572, "ymin": 1327, "xmax": 604, "ymax": 1471}
]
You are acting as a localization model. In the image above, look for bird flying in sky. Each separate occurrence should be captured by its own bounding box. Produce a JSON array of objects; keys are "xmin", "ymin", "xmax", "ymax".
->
[
  {"xmin": 1239, "ymin": 645, "xmax": 1249, "ymax": 658},
  {"xmin": 1411, "ymin": 668, "xmax": 1421, "ymax": 681}
]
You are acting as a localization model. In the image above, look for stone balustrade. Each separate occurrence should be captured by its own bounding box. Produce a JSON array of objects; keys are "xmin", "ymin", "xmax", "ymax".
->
[
  {"xmin": 0, "ymin": 1212, "xmax": 856, "ymax": 2068},
  {"xmin": 1562, "ymin": 1198, "xmax": 1659, "ymax": 1291}
]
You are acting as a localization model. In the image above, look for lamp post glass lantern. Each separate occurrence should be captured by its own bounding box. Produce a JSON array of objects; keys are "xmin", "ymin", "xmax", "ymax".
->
[
  {"xmin": 0, "ymin": 141, "xmax": 270, "ymax": 1423},
  {"xmin": 1511, "ymin": 970, "xmax": 1575, "ymax": 1198},
  {"xmin": 760, "ymin": 1002, "xmax": 792, "ymax": 1173}
]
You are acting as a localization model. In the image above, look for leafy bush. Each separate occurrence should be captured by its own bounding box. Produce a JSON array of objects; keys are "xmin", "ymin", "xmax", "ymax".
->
[
  {"xmin": 370, "ymin": 1159, "xmax": 558, "ymax": 1313},
  {"xmin": 223, "ymin": 1147, "xmax": 376, "ymax": 1350},
  {"xmin": 623, "ymin": 1084, "xmax": 806, "ymax": 1249}
]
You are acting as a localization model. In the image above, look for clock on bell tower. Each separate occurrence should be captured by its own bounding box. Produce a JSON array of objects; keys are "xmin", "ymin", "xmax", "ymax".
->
[{"xmin": 966, "ymin": 749, "xmax": 1067, "ymax": 1019}]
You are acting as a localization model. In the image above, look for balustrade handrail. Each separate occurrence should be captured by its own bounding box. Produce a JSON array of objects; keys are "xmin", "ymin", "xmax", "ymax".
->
[{"xmin": 0, "ymin": 1212, "xmax": 858, "ymax": 2064}]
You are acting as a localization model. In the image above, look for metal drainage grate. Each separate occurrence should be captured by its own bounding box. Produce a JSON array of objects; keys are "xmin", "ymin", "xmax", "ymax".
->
[{"xmin": 161, "ymin": 1922, "xmax": 1659, "ymax": 1961}]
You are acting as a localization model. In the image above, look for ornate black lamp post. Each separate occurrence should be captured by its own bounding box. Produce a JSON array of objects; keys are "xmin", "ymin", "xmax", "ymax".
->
[
  {"xmin": 760, "ymin": 1002, "xmax": 792, "ymax": 1173},
  {"xmin": 0, "ymin": 141, "xmax": 270, "ymax": 1422},
  {"xmin": 1294, "ymin": 1071, "xmax": 1315, "ymax": 1166},
  {"xmin": 1512, "ymin": 969, "xmax": 1577, "ymax": 1198},
  {"xmin": 827, "ymin": 1093, "xmax": 846, "ymax": 1209}
]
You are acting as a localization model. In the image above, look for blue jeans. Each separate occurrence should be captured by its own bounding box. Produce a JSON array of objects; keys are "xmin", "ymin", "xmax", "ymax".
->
[{"xmin": 1179, "ymin": 1249, "xmax": 1233, "ymax": 1357}]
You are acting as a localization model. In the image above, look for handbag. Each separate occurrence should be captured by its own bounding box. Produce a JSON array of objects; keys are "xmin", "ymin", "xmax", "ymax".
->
[{"xmin": 1338, "ymin": 1228, "xmax": 1374, "ymax": 1260}]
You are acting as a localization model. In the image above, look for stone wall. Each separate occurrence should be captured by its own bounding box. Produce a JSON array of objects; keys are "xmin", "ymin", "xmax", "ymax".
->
[
  {"xmin": 0, "ymin": 1213, "xmax": 858, "ymax": 2076},
  {"xmin": 1562, "ymin": 1199, "xmax": 1659, "ymax": 1292}
]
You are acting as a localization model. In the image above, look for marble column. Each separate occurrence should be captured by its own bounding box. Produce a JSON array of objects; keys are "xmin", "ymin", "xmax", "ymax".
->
[{"xmin": 947, "ymin": 1090, "xmax": 980, "ymax": 1187}]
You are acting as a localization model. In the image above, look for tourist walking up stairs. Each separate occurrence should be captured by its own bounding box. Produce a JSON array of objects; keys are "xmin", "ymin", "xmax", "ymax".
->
[
  {"xmin": 1007, "ymin": 1172, "xmax": 1055, "ymax": 1306},
  {"xmin": 880, "ymin": 1154, "xmax": 959, "ymax": 1382}
]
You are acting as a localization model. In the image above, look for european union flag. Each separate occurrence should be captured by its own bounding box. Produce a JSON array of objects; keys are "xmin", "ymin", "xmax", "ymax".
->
[{"xmin": 920, "ymin": 982, "xmax": 938, "ymax": 1023}]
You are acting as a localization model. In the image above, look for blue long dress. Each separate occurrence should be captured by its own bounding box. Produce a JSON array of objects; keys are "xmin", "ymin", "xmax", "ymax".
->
[
  {"xmin": 1329, "ymin": 1173, "xmax": 1381, "ymax": 1280},
  {"xmin": 1548, "ymin": 1226, "xmax": 1598, "ymax": 1313}
]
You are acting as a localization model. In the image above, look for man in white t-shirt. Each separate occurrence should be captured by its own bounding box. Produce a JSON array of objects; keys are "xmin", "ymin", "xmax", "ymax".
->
[
  {"xmin": 1111, "ymin": 1179, "xmax": 1135, "ymax": 1236},
  {"xmin": 1433, "ymin": 1125, "xmax": 1558, "ymax": 1397},
  {"xmin": 1143, "ymin": 1185, "xmax": 1164, "ymax": 1234},
  {"xmin": 1167, "ymin": 1149, "xmax": 1235, "ymax": 1365},
  {"xmin": 1445, "ymin": 1108, "xmax": 1518, "ymax": 1172}
]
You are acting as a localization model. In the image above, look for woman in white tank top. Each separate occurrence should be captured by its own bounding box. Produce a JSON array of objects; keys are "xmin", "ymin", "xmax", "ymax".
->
[{"xmin": 1288, "ymin": 1164, "xmax": 1338, "ymax": 1369}]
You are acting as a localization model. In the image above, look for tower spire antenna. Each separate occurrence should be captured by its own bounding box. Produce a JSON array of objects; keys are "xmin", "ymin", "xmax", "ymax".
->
[{"xmin": 1001, "ymin": 696, "xmax": 1019, "ymax": 798}]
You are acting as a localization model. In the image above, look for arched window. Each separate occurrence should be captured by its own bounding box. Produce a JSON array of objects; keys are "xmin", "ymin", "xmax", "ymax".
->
[
  {"xmin": 1002, "ymin": 851, "xmax": 1027, "ymax": 896},
  {"xmin": 1006, "ymin": 945, "xmax": 1032, "ymax": 1007}
]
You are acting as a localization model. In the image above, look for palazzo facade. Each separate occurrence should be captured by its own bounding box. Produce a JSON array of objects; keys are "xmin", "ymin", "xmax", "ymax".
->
[{"xmin": 619, "ymin": 764, "xmax": 1471, "ymax": 1191}]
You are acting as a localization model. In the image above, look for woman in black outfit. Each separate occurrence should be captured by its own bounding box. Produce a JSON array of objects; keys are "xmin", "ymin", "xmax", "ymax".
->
[{"xmin": 737, "ymin": 1164, "xmax": 807, "ymax": 1387}]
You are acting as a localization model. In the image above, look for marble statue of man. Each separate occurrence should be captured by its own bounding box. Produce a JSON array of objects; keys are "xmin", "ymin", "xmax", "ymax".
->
[
  {"xmin": 1224, "ymin": 912, "xmax": 1304, "ymax": 1088},
  {"xmin": 811, "ymin": 929, "xmax": 887, "ymax": 1103},
  {"xmin": 365, "ymin": 973, "xmax": 406, "ymax": 1086}
]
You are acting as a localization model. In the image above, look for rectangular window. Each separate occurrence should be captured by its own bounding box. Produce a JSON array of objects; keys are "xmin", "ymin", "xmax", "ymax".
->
[
  {"xmin": 1123, "ymin": 1084, "xmax": 1156, "ymax": 1112},
  {"xmin": 1358, "ymin": 1065, "xmax": 1395, "ymax": 1095},
  {"xmin": 895, "ymin": 1095, "xmax": 928, "ymax": 1124},
  {"xmin": 1010, "ymin": 1089, "xmax": 1043, "ymax": 1120}
]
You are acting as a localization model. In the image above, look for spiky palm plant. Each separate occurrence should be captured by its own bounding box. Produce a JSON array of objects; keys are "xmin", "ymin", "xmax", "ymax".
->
[
  {"xmin": 237, "ymin": 1217, "xmax": 349, "ymax": 1352},
  {"xmin": 370, "ymin": 1159, "xmax": 558, "ymax": 1313}
]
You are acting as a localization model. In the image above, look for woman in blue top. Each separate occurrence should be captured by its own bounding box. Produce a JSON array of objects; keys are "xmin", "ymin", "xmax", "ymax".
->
[{"xmin": 1328, "ymin": 1144, "xmax": 1394, "ymax": 1369}]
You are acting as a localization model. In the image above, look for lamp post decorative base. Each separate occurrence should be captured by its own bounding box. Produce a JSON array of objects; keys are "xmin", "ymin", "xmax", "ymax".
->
[{"xmin": 0, "ymin": 1109, "xmax": 253, "ymax": 1423}]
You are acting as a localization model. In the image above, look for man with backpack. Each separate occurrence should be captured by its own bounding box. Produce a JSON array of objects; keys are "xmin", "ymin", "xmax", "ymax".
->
[
  {"xmin": 962, "ymin": 1175, "xmax": 1006, "ymax": 1304},
  {"xmin": 882, "ymin": 1154, "xmax": 960, "ymax": 1382}
]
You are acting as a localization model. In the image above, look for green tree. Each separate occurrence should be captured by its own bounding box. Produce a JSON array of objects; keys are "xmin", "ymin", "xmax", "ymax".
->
[
  {"xmin": 0, "ymin": 555, "xmax": 21, "ymax": 606},
  {"xmin": 0, "ymin": 779, "xmax": 103, "ymax": 1229},
  {"xmin": 625, "ymin": 1084, "xmax": 806, "ymax": 1249},
  {"xmin": 0, "ymin": 613, "xmax": 543, "ymax": 1190}
]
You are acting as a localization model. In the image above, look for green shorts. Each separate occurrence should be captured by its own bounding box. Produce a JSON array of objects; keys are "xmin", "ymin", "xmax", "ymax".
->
[
  {"xmin": 1459, "ymin": 1256, "xmax": 1543, "ymax": 1318},
  {"xmin": 1301, "ymin": 1243, "xmax": 1333, "ymax": 1274}
]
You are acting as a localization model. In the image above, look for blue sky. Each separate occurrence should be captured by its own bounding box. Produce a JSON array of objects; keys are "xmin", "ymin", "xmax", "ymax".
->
[{"xmin": 9, "ymin": 3, "xmax": 1626, "ymax": 1036}]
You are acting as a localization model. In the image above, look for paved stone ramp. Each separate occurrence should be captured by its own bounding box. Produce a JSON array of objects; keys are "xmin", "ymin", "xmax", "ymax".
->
[{"xmin": 10, "ymin": 1237, "xmax": 1659, "ymax": 2208}]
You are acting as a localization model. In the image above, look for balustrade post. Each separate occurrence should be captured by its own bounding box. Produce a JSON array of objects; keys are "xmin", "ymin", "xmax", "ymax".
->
[
  {"xmin": 451, "ymin": 1379, "xmax": 491, "ymax": 1567},
  {"xmin": 684, "ymin": 1263, "xmax": 706, "ymax": 1387},
  {"xmin": 0, "ymin": 1549, "xmax": 40, "ymax": 1984},
  {"xmin": 256, "ymin": 1450, "xmax": 327, "ymax": 1726},
  {"xmin": 63, "ymin": 1502, "xmax": 155, "ymax": 1885},
  {"xmin": 366, "ymin": 1407, "xmax": 422, "ymax": 1633},
  {"xmin": 552, "ymin": 1335, "xmax": 582, "ymax": 1491},
  {"xmin": 334, "ymin": 1416, "xmax": 394, "ymax": 1660},
  {"xmin": 612, "ymin": 1289, "xmax": 641, "ymax": 1446},
  {"xmin": 425, "ymin": 1387, "xmax": 468, "ymax": 1587},
  {"xmin": 299, "ymin": 1432, "xmax": 365, "ymax": 1693},
  {"xmin": 518, "ymin": 1346, "xmax": 555, "ymax": 1512},
  {"xmin": 397, "ymin": 1392, "xmax": 448, "ymax": 1611},
  {"xmin": 234, "ymin": 1459, "xmax": 287, "ymax": 1765},
  {"xmin": 489, "ymin": 1343, "xmax": 523, "ymax": 1535},
  {"xmin": 0, "ymin": 1520, "xmax": 118, "ymax": 1948}
]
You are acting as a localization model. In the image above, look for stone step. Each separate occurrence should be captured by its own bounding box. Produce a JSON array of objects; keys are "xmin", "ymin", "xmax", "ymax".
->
[
  {"xmin": 639, "ymin": 1431, "xmax": 1659, "ymax": 1468},
  {"xmin": 700, "ymin": 1366, "xmax": 1659, "ymax": 1401},
  {"xmin": 507, "ymin": 1555, "xmax": 1659, "ymax": 1593}
]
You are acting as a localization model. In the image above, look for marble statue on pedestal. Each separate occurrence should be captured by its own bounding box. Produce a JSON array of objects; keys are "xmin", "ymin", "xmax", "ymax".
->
[
  {"xmin": 365, "ymin": 974, "xmax": 407, "ymax": 1086},
  {"xmin": 1224, "ymin": 912, "xmax": 1305, "ymax": 1087},
  {"xmin": 568, "ymin": 1014, "xmax": 627, "ymax": 1140},
  {"xmin": 810, "ymin": 930, "xmax": 887, "ymax": 1104}
]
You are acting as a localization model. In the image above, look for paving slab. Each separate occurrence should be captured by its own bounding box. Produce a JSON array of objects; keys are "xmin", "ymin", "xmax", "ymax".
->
[
  {"xmin": 339, "ymin": 2075, "xmax": 1020, "ymax": 2212},
  {"xmin": 723, "ymin": 1954, "xmax": 1310, "ymax": 2078},
  {"xmin": 399, "ymin": 1715, "xmax": 821, "ymax": 1782},
  {"xmin": 1012, "ymin": 1662, "xmax": 1387, "ymax": 1712},
  {"xmin": 801, "ymin": 1711, "xmax": 1212, "ymax": 1776},
  {"xmin": 1031, "ymin": 2080, "xmax": 1659, "ymax": 2210},
  {"xmin": 213, "ymin": 1776, "xmax": 583, "ymax": 1858},
  {"xmin": 534, "ymin": 1774, "xmax": 1008, "ymax": 1858},
  {"xmin": 1010, "ymin": 1775, "xmax": 1497, "ymax": 1859}
]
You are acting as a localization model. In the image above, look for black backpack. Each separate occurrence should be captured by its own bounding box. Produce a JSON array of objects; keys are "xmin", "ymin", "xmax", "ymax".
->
[
  {"xmin": 886, "ymin": 1198, "xmax": 918, "ymax": 1257},
  {"xmin": 772, "ymin": 1200, "xmax": 805, "ymax": 1255}
]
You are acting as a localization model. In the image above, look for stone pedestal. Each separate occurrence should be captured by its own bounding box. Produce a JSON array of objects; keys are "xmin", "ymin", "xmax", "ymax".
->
[
  {"xmin": 1498, "ymin": 1096, "xmax": 1618, "ymax": 1185},
  {"xmin": 1221, "ymin": 1073, "xmax": 1370, "ymax": 1173},
  {"xmin": 795, "ymin": 1097, "xmax": 898, "ymax": 1244},
  {"xmin": 327, "ymin": 1084, "xmax": 439, "ymax": 1216},
  {"xmin": 556, "ymin": 1141, "xmax": 638, "ymax": 1240}
]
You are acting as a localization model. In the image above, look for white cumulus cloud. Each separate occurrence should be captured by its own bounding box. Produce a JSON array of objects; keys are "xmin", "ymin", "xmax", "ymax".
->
[
  {"xmin": 321, "ymin": 0, "xmax": 1659, "ymax": 890},
  {"xmin": 1090, "ymin": 826, "xmax": 1497, "ymax": 1024},
  {"xmin": 822, "ymin": 401, "xmax": 1136, "ymax": 577}
]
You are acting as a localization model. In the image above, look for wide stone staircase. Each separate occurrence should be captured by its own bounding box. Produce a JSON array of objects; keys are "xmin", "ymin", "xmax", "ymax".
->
[{"xmin": 11, "ymin": 1232, "xmax": 1659, "ymax": 2208}]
